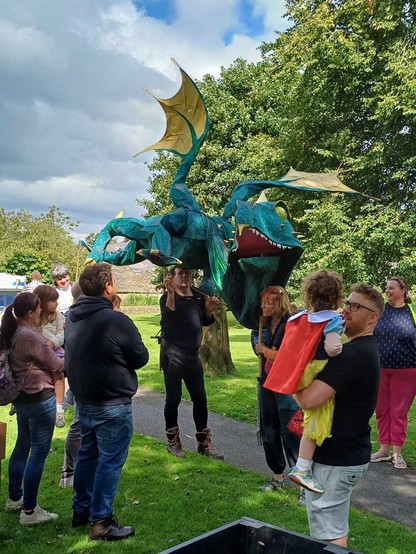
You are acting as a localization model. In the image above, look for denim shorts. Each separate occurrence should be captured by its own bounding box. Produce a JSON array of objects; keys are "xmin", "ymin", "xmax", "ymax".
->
[{"xmin": 305, "ymin": 462, "xmax": 368, "ymax": 540}]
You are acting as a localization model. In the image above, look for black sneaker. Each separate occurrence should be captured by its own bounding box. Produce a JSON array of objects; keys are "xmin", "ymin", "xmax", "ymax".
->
[
  {"xmin": 90, "ymin": 514, "xmax": 135, "ymax": 541},
  {"xmin": 72, "ymin": 508, "xmax": 90, "ymax": 528}
]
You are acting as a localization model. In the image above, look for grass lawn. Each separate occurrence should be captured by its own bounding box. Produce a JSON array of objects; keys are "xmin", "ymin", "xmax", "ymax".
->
[{"xmin": 0, "ymin": 310, "xmax": 415, "ymax": 553}]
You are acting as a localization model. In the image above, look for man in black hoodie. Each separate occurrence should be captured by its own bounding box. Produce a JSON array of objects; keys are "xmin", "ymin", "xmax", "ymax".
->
[{"xmin": 65, "ymin": 263, "xmax": 148, "ymax": 541}]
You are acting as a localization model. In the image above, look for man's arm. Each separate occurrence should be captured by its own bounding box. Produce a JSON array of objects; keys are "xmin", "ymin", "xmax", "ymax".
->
[
  {"xmin": 164, "ymin": 275, "xmax": 176, "ymax": 311},
  {"xmin": 117, "ymin": 315, "xmax": 149, "ymax": 370},
  {"xmin": 204, "ymin": 295, "xmax": 219, "ymax": 319},
  {"xmin": 294, "ymin": 379, "xmax": 336, "ymax": 410}
]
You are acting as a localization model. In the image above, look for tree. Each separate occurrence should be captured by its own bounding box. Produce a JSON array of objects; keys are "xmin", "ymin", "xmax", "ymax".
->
[
  {"xmin": 0, "ymin": 206, "xmax": 85, "ymax": 282},
  {"xmin": 200, "ymin": 303, "xmax": 236, "ymax": 376},
  {"xmin": 288, "ymin": 195, "xmax": 416, "ymax": 303},
  {"xmin": 260, "ymin": 0, "xmax": 415, "ymax": 208},
  {"xmin": 2, "ymin": 253, "xmax": 50, "ymax": 280}
]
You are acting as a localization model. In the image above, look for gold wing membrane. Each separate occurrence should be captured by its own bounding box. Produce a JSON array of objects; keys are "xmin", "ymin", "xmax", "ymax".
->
[
  {"xmin": 134, "ymin": 59, "xmax": 207, "ymax": 158},
  {"xmin": 279, "ymin": 167, "xmax": 368, "ymax": 194},
  {"xmin": 280, "ymin": 167, "xmax": 359, "ymax": 194}
]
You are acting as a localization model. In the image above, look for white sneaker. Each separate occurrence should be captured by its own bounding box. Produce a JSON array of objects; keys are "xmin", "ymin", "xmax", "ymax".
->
[
  {"xmin": 59, "ymin": 475, "xmax": 74, "ymax": 488},
  {"xmin": 55, "ymin": 411, "xmax": 65, "ymax": 428},
  {"xmin": 19, "ymin": 505, "xmax": 59, "ymax": 525},
  {"xmin": 6, "ymin": 497, "xmax": 23, "ymax": 511}
]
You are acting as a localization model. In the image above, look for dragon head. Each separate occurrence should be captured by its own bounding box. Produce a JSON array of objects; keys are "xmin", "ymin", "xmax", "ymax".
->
[{"xmin": 221, "ymin": 197, "xmax": 304, "ymax": 329}]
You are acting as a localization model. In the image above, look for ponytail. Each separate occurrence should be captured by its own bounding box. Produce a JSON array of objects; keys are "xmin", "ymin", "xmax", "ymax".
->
[{"xmin": 0, "ymin": 304, "xmax": 18, "ymax": 350}]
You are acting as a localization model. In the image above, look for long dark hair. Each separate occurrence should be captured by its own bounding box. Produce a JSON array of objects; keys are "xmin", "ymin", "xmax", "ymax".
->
[
  {"xmin": 33, "ymin": 285, "xmax": 59, "ymax": 326},
  {"xmin": 0, "ymin": 293, "xmax": 40, "ymax": 350}
]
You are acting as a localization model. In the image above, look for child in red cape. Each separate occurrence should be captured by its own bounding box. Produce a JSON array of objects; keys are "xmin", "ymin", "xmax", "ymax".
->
[{"xmin": 264, "ymin": 269, "xmax": 345, "ymax": 493}]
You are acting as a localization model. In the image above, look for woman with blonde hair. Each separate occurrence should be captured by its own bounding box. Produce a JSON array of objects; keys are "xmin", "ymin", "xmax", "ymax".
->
[
  {"xmin": 251, "ymin": 285, "xmax": 302, "ymax": 492},
  {"xmin": 264, "ymin": 269, "xmax": 345, "ymax": 494},
  {"xmin": 33, "ymin": 285, "xmax": 66, "ymax": 427}
]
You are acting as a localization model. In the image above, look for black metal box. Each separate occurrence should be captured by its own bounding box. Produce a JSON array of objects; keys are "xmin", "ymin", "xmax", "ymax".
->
[{"xmin": 159, "ymin": 517, "xmax": 364, "ymax": 554}]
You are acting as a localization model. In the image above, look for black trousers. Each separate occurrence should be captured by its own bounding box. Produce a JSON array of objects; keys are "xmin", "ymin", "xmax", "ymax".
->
[
  {"xmin": 259, "ymin": 379, "xmax": 302, "ymax": 475},
  {"xmin": 161, "ymin": 342, "xmax": 208, "ymax": 432}
]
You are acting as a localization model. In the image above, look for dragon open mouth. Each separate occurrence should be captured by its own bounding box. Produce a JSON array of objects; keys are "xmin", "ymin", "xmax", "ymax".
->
[{"xmin": 230, "ymin": 224, "xmax": 291, "ymax": 259}]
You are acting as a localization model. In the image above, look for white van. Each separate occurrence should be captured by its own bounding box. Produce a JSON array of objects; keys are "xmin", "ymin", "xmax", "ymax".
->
[{"xmin": 0, "ymin": 273, "xmax": 26, "ymax": 321}]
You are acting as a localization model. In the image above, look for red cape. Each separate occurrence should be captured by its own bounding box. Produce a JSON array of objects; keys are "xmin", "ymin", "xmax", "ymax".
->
[{"xmin": 263, "ymin": 315, "xmax": 326, "ymax": 394}]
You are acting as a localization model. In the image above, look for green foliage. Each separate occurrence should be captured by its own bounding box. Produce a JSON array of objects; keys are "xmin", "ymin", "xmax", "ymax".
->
[
  {"xmin": 261, "ymin": 0, "xmax": 415, "ymax": 207},
  {"xmin": 0, "ymin": 206, "xmax": 87, "ymax": 281},
  {"xmin": 287, "ymin": 195, "xmax": 416, "ymax": 301},
  {"xmin": 2, "ymin": 253, "xmax": 50, "ymax": 281},
  {"xmin": 122, "ymin": 294, "xmax": 160, "ymax": 306}
]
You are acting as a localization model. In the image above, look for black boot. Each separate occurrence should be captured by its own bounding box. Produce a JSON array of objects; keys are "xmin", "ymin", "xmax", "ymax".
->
[
  {"xmin": 166, "ymin": 426, "xmax": 186, "ymax": 458},
  {"xmin": 195, "ymin": 428, "xmax": 224, "ymax": 460},
  {"xmin": 90, "ymin": 514, "xmax": 135, "ymax": 541},
  {"xmin": 72, "ymin": 508, "xmax": 90, "ymax": 528}
]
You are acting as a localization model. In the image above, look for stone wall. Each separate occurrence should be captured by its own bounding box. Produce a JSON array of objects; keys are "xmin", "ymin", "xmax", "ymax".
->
[{"xmin": 112, "ymin": 260, "xmax": 159, "ymax": 295}]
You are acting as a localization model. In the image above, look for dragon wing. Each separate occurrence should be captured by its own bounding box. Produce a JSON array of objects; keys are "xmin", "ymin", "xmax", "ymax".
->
[
  {"xmin": 134, "ymin": 59, "xmax": 208, "ymax": 172},
  {"xmin": 223, "ymin": 167, "xmax": 372, "ymax": 218},
  {"xmin": 134, "ymin": 59, "xmax": 209, "ymax": 209}
]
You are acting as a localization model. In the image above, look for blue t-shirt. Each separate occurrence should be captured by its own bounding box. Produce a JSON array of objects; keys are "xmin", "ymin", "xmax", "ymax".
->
[{"xmin": 374, "ymin": 304, "xmax": 416, "ymax": 369}]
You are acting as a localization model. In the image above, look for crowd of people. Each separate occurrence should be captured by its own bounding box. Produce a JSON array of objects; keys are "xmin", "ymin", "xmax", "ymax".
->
[{"xmin": 1, "ymin": 262, "xmax": 415, "ymax": 547}]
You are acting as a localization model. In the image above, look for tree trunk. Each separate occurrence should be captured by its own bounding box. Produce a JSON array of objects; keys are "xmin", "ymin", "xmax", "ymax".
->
[{"xmin": 199, "ymin": 303, "xmax": 236, "ymax": 376}]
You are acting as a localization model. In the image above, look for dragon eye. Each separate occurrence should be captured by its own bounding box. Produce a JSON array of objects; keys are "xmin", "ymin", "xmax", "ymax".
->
[{"xmin": 275, "ymin": 205, "xmax": 288, "ymax": 220}]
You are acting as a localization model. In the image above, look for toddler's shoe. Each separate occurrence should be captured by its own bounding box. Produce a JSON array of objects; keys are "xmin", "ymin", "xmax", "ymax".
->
[
  {"xmin": 288, "ymin": 466, "xmax": 324, "ymax": 494},
  {"xmin": 55, "ymin": 411, "xmax": 65, "ymax": 428},
  {"xmin": 59, "ymin": 475, "xmax": 74, "ymax": 488}
]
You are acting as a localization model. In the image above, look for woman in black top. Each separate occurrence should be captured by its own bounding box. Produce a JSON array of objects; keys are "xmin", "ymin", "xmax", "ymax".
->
[{"xmin": 251, "ymin": 286, "xmax": 302, "ymax": 491}]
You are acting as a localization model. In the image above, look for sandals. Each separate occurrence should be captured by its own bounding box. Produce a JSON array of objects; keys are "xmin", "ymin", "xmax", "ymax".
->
[
  {"xmin": 370, "ymin": 449, "xmax": 392, "ymax": 463},
  {"xmin": 259, "ymin": 478, "xmax": 284, "ymax": 491},
  {"xmin": 392, "ymin": 454, "xmax": 407, "ymax": 469}
]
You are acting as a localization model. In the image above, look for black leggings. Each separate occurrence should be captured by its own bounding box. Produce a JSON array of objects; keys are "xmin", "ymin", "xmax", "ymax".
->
[
  {"xmin": 162, "ymin": 343, "xmax": 208, "ymax": 432},
  {"xmin": 259, "ymin": 381, "xmax": 301, "ymax": 475}
]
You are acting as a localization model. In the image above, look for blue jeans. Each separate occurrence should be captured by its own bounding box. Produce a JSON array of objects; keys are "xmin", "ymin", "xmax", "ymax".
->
[
  {"xmin": 73, "ymin": 403, "xmax": 133, "ymax": 521},
  {"xmin": 8, "ymin": 395, "xmax": 56, "ymax": 510}
]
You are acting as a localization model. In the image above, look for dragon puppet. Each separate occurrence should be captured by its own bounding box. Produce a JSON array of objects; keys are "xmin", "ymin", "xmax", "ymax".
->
[{"xmin": 84, "ymin": 60, "xmax": 362, "ymax": 329}]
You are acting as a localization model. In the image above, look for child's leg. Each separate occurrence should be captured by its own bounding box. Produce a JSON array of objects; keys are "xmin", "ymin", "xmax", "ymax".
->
[
  {"xmin": 288, "ymin": 435, "xmax": 323, "ymax": 493},
  {"xmin": 298, "ymin": 435, "xmax": 317, "ymax": 465},
  {"xmin": 53, "ymin": 374, "xmax": 66, "ymax": 428},
  {"xmin": 53, "ymin": 374, "xmax": 65, "ymax": 404}
]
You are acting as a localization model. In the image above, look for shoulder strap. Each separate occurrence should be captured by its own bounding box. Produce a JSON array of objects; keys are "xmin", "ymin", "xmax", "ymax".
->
[{"xmin": 408, "ymin": 304, "xmax": 416, "ymax": 326}]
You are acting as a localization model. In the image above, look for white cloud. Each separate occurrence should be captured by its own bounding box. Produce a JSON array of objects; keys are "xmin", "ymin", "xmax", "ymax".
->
[{"xmin": 0, "ymin": 0, "xmax": 289, "ymax": 242}]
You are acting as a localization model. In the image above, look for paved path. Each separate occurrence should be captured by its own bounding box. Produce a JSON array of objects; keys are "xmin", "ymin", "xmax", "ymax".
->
[{"xmin": 132, "ymin": 387, "xmax": 416, "ymax": 529}]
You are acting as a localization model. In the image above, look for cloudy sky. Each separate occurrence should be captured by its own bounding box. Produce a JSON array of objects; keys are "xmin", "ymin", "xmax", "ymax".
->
[{"xmin": 1, "ymin": 0, "xmax": 289, "ymax": 240}]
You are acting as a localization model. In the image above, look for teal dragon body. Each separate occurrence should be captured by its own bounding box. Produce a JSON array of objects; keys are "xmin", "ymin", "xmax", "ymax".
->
[{"xmin": 85, "ymin": 61, "xmax": 360, "ymax": 329}]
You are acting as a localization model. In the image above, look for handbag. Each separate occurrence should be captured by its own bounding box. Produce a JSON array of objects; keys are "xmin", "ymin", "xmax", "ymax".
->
[{"xmin": 0, "ymin": 328, "xmax": 34, "ymax": 406}]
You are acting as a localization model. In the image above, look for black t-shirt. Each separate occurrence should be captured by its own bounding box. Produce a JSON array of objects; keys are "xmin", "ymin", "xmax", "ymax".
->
[
  {"xmin": 313, "ymin": 335, "xmax": 380, "ymax": 466},
  {"xmin": 160, "ymin": 291, "xmax": 214, "ymax": 349}
]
